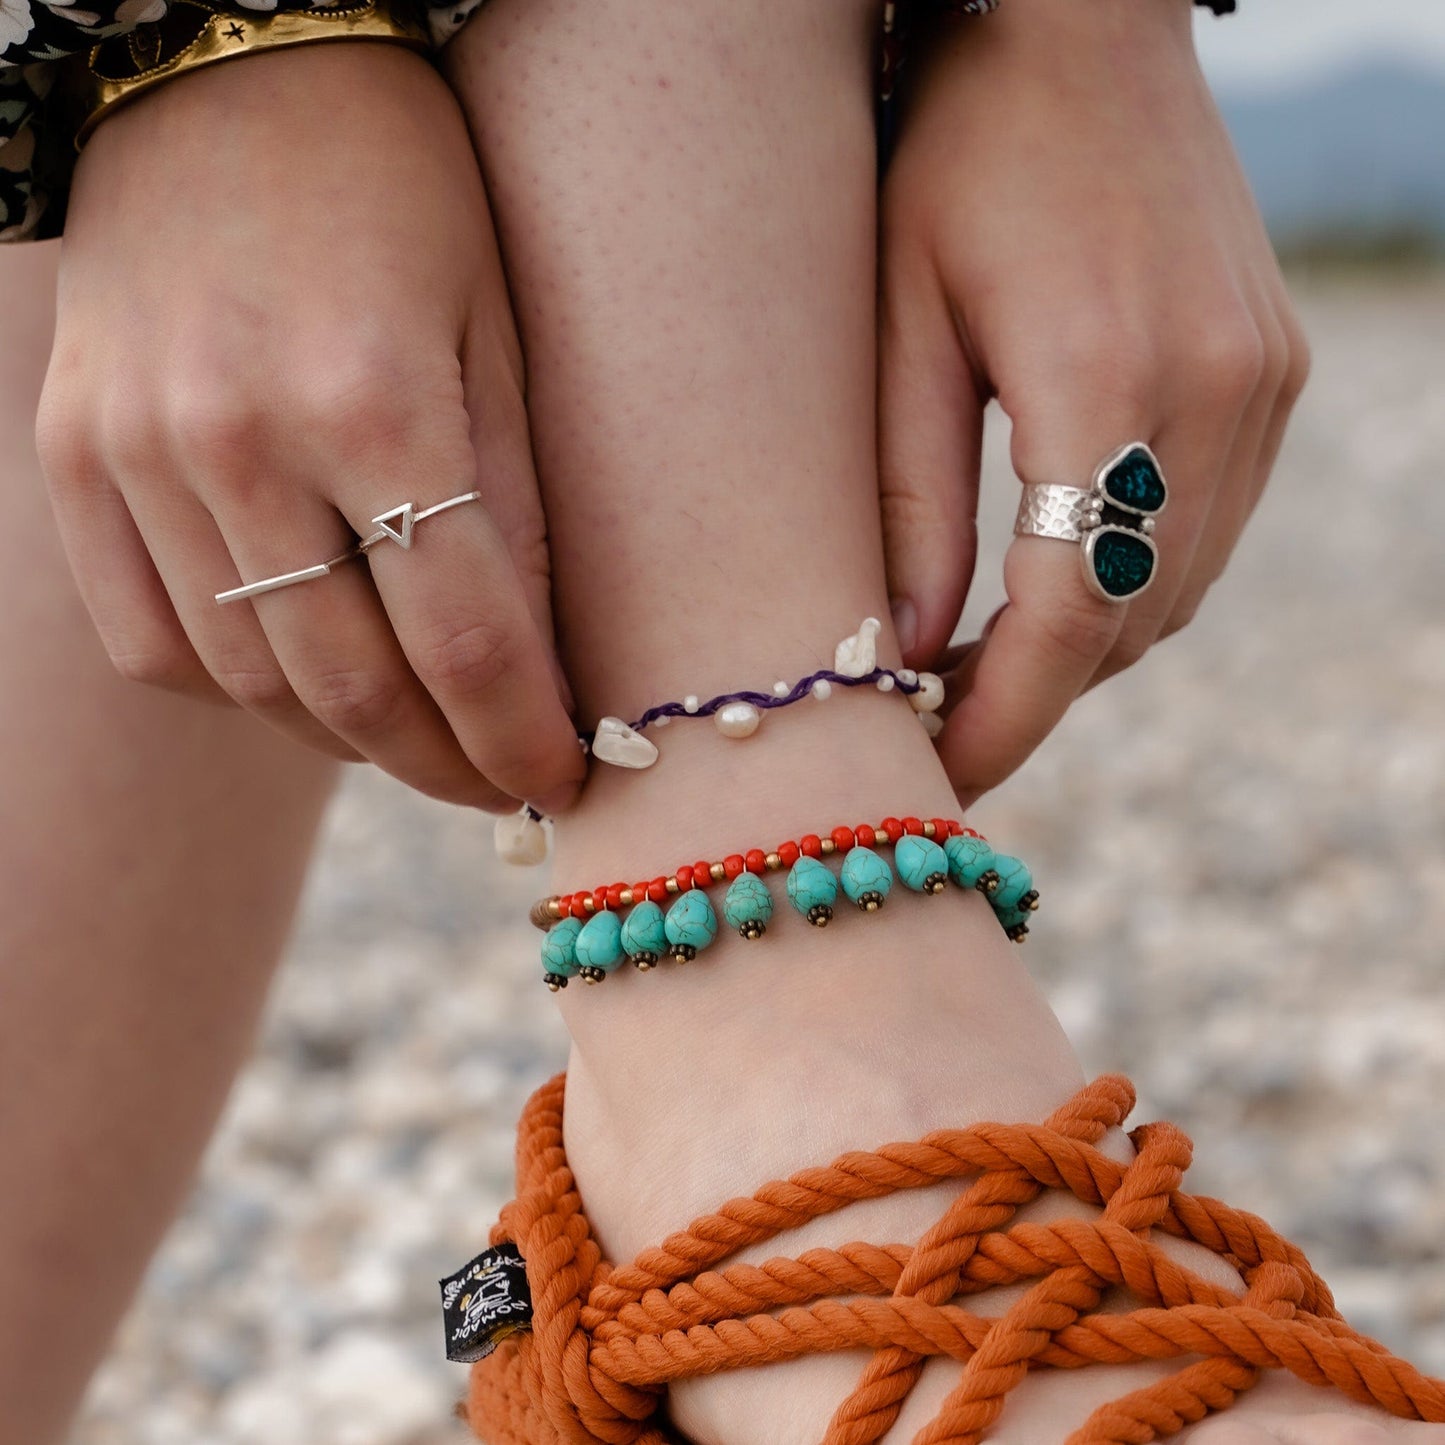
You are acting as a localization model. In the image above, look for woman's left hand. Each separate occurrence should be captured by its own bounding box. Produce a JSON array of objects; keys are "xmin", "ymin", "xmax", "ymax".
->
[{"xmin": 879, "ymin": 0, "xmax": 1310, "ymax": 807}]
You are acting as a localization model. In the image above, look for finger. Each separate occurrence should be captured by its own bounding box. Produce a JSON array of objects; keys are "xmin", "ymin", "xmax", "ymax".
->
[
  {"xmin": 932, "ymin": 406, "xmax": 1150, "ymax": 804},
  {"xmin": 213, "ymin": 487, "xmax": 514, "ymax": 812},
  {"xmin": 341, "ymin": 402, "xmax": 586, "ymax": 813},
  {"xmin": 35, "ymin": 401, "xmax": 231, "ymax": 704},
  {"xmin": 877, "ymin": 225, "xmax": 984, "ymax": 669},
  {"xmin": 1091, "ymin": 304, "xmax": 1266, "ymax": 683},
  {"xmin": 116, "ymin": 462, "xmax": 364, "ymax": 763}
]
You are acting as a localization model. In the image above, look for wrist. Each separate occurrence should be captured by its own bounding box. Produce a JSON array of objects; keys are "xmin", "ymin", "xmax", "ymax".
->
[{"xmin": 927, "ymin": 0, "xmax": 1196, "ymax": 71}]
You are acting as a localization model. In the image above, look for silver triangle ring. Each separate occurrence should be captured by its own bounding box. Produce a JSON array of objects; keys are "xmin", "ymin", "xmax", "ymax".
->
[{"xmin": 215, "ymin": 492, "xmax": 485, "ymax": 605}]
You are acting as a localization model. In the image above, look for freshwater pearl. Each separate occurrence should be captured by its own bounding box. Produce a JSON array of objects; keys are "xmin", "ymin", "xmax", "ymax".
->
[
  {"xmin": 834, "ymin": 617, "xmax": 881, "ymax": 677},
  {"xmin": 591, "ymin": 716, "xmax": 659, "ymax": 769},
  {"xmin": 908, "ymin": 672, "xmax": 945, "ymax": 713},
  {"xmin": 772, "ymin": 680, "xmax": 790, "ymax": 697},
  {"xmin": 919, "ymin": 710, "xmax": 945, "ymax": 738},
  {"xmin": 876, "ymin": 674, "xmax": 895, "ymax": 692},
  {"xmin": 494, "ymin": 808, "xmax": 548, "ymax": 865},
  {"xmin": 898, "ymin": 668, "xmax": 918, "ymax": 685},
  {"xmin": 811, "ymin": 678, "xmax": 832, "ymax": 701},
  {"xmin": 715, "ymin": 701, "xmax": 761, "ymax": 738},
  {"xmin": 683, "ymin": 695, "xmax": 700, "ymax": 714}
]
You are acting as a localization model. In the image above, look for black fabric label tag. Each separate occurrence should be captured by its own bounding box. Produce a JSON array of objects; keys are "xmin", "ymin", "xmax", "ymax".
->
[{"xmin": 440, "ymin": 1242, "xmax": 533, "ymax": 1364}]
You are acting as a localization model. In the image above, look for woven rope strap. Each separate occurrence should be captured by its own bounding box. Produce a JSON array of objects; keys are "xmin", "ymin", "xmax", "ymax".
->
[{"xmin": 464, "ymin": 1074, "xmax": 1445, "ymax": 1445}]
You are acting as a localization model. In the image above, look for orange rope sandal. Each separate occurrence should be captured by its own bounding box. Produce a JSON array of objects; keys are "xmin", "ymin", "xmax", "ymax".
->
[{"xmin": 456, "ymin": 1073, "xmax": 1445, "ymax": 1445}]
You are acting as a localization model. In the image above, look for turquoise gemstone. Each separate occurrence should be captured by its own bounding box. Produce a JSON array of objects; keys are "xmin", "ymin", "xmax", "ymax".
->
[
  {"xmin": 995, "ymin": 904, "xmax": 1032, "ymax": 941},
  {"xmin": 664, "ymin": 890, "xmax": 718, "ymax": 957},
  {"xmin": 540, "ymin": 916, "xmax": 583, "ymax": 978},
  {"xmin": 895, "ymin": 835, "xmax": 949, "ymax": 893},
  {"xmin": 1088, "ymin": 527, "xmax": 1156, "ymax": 599},
  {"xmin": 1101, "ymin": 445, "xmax": 1167, "ymax": 514},
  {"xmin": 575, "ymin": 909, "xmax": 624, "ymax": 972},
  {"xmin": 990, "ymin": 854, "xmax": 1034, "ymax": 911},
  {"xmin": 786, "ymin": 856, "xmax": 837, "ymax": 925},
  {"xmin": 722, "ymin": 874, "xmax": 774, "ymax": 938},
  {"xmin": 839, "ymin": 846, "xmax": 892, "ymax": 909},
  {"xmin": 620, "ymin": 900, "xmax": 667, "ymax": 962},
  {"xmin": 944, "ymin": 834, "xmax": 997, "ymax": 889}
]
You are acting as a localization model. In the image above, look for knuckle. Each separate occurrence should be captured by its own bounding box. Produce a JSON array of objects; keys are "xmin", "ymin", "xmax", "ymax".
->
[
  {"xmin": 108, "ymin": 640, "xmax": 196, "ymax": 693},
  {"xmin": 165, "ymin": 387, "xmax": 272, "ymax": 482},
  {"xmin": 1109, "ymin": 630, "xmax": 1154, "ymax": 670},
  {"xmin": 303, "ymin": 665, "xmax": 408, "ymax": 738},
  {"xmin": 1193, "ymin": 312, "xmax": 1267, "ymax": 405},
  {"xmin": 32, "ymin": 387, "xmax": 93, "ymax": 486},
  {"xmin": 294, "ymin": 350, "xmax": 457, "ymax": 460},
  {"xmin": 416, "ymin": 616, "xmax": 521, "ymax": 700},
  {"xmin": 1032, "ymin": 594, "xmax": 1123, "ymax": 669},
  {"xmin": 1279, "ymin": 317, "xmax": 1313, "ymax": 408},
  {"xmin": 1161, "ymin": 592, "xmax": 1204, "ymax": 638},
  {"xmin": 214, "ymin": 663, "xmax": 298, "ymax": 716}
]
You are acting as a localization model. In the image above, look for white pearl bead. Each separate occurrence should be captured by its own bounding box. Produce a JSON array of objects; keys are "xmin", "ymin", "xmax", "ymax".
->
[
  {"xmin": 715, "ymin": 701, "xmax": 761, "ymax": 738},
  {"xmin": 919, "ymin": 710, "xmax": 945, "ymax": 738},
  {"xmin": 898, "ymin": 668, "xmax": 918, "ymax": 685},
  {"xmin": 811, "ymin": 679, "xmax": 832, "ymax": 701},
  {"xmin": 494, "ymin": 809, "xmax": 549, "ymax": 866},
  {"xmin": 654, "ymin": 713, "xmax": 671, "ymax": 727},
  {"xmin": 683, "ymin": 695, "xmax": 700, "ymax": 714},
  {"xmin": 908, "ymin": 672, "xmax": 945, "ymax": 713},
  {"xmin": 876, "ymin": 674, "xmax": 895, "ymax": 692},
  {"xmin": 772, "ymin": 680, "xmax": 790, "ymax": 698}
]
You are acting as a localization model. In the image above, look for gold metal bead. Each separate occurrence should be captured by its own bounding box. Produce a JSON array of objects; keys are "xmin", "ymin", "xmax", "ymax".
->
[
  {"xmin": 666, "ymin": 877, "xmax": 680, "ymax": 894},
  {"xmin": 923, "ymin": 821, "xmax": 936, "ymax": 838},
  {"xmin": 820, "ymin": 838, "xmax": 836, "ymax": 855},
  {"xmin": 765, "ymin": 851, "xmax": 782, "ymax": 870},
  {"xmin": 710, "ymin": 862, "xmax": 726, "ymax": 881},
  {"xmin": 620, "ymin": 889, "xmax": 634, "ymax": 907}
]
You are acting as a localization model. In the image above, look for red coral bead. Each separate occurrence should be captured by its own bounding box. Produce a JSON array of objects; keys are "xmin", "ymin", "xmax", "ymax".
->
[
  {"xmin": 930, "ymin": 818, "xmax": 951, "ymax": 841},
  {"xmin": 648, "ymin": 877, "xmax": 669, "ymax": 903},
  {"xmin": 854, "ymin": 823, "xmax": 876, "ymax": 848},
  {"xmin": 801, "ymin": 834, "xmax": 823, "ymax": 858},
  {"xmin": 744, "ymin": 848, "xmax": 767, "ymax": 874},
  {"xmin": 902, "ymin": 816, "xmax": 923, "ymax": 836},
  {"xmin": 723, "ymin": 854, "xmax": 745, "ymax": 880},
  {"xmin": 632, "ymin": 881, "xmax": 649, "ymax": 900},
  {"xmin": 605, "ymin": 884, "xmax": 625, "ymax": 910},
  {"xmin": 831, "ymin": 826, "xmax": 856, "ymax": 852},
  {"xmin": 880, "ymin": 817, "xmax": 904, "ymax": 844},
  {"xmin": 694, "ymin": 859, "xmax": 713, "ymax": 886},
  {"xmin": 574, "ymin": 894, "xmax": 593, "ymax": 917},
  {"xmin": 777, "ymin": 841, "xmax": 800, "ymax": 867},
  {"xmin": 676, "ymin": 865, "xmax": 695, "ymax": 890}
]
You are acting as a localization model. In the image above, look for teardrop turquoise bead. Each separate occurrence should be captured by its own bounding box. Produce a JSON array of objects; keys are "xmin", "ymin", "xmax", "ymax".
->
[
  {"xmin": 575, "ymin": 909, "xmax": 624, "ymax": 972},
  {"xmin": 994, "ymin": 903, "xmax": 1032, "ymax": 942},
  {"xmin": 664, "ymin": 890, "xmax": 718, "ymax": 958},
  {"xmin": 722, "ymin": 874, "xmax": 773, "ymax": 938},
  {"xmin": 989, "ymin": 855, "xmax": 1034, "ymax": 911},
  {"xmin": 944, "ymin": 834, "xmax": 997, "ymax": 889},
  {"xmin": 620, "ymin": 900, "xmax": 667, "ymax": 963},
  {"xmin": 786, "ymin": 856, "xmax": 837, "ymax": 926},
  {"xmin": 895, "ymin": 834, "xmax": 949, "ymax": 894},
  {"xmin": 839, "ymin": 846, "xmax": 892, "ymax": 910},
  {"xmin": 540, "ymin": 916, "xmax": 582, "ymax": 981}
]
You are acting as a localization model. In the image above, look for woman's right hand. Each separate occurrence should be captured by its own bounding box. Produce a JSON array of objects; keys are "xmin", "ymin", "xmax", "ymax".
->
[{"xmin": 36, "ymin": 42, "xmax": 585, "ymax": 814}]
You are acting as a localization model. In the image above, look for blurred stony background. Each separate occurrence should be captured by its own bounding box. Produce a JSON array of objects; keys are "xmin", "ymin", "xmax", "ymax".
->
[{"xmin": 72, "ymin": 276, "xmax": 1445, "ymax": 1443}]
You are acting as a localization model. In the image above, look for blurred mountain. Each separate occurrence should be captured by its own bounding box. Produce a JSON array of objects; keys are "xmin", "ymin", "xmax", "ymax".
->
[{"xmin": 1217, "ymin": 60, "xmax": 1445, "ymax": 253}]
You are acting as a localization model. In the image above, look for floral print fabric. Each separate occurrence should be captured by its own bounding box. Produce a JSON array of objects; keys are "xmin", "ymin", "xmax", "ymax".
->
[{"xmin": 0, "ymin": 0, "xmax": 485, "ymax": 241}]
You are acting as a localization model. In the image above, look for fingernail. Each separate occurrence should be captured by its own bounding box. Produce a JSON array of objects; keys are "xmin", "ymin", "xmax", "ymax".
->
[{"xmin": 890, "ymin": 596, "xmax": 918, "ymax": 655}]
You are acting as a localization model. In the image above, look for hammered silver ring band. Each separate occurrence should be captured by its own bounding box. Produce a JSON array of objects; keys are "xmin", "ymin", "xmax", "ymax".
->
[
  {"xmin": 214, "ymin": 492, "xmax": 485, "ymax": 606},
  {"xmin": 1013, "ymin": 442, "xmax": 1169, "ymax": 604}
]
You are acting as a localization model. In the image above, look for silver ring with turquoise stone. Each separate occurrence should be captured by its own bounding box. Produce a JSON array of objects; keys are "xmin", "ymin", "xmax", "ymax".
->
[{"xmin": 1014, "ymin": 442, "xmax": 1168, "ymax": 603}]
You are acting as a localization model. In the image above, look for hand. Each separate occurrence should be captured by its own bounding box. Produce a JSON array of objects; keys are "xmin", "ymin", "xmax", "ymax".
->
[
  {"xmin": 36, "ymin": 43, "xmax": 584, "ymax": 813},
  {"xmin": 878, "ymin": 0, "xmax": 1310, "ymax": 807}
]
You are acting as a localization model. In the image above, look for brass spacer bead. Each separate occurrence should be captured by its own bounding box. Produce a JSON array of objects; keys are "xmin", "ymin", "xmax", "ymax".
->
[
  {"xmin": 665, "ymin": 877, "xmax": 680, "ymax": 894},
  {"xmin": 923, "ymin": 821, "xmax": 936, "ymax": 838},
  {"xmin": 820, "ymin": 838, "xmax": 835, "ymax": 855},
  {"xmin": 710, "ymin": 862, "xmax": 727, "ymax": 881},
  {"xmin": 529, "ymin": 900, "xmax": 555, "ymax": 931},
  {"xmin": 765, "ymin": 851, "xmax": 782, "ymax": 870},
  {"xmin": 620, "ymin": 889, "xmax": 634, "ymax": 907}
]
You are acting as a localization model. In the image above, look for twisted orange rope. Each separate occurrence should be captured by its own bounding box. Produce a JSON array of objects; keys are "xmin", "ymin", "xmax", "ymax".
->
[{"xmin": 464, "ymin": 1074, "xmax": 1445, "ymax": 1445}]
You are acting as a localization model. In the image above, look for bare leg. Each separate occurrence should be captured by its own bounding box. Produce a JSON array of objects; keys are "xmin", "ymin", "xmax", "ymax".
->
[
  {"xmin": 445, "ymin": 4, "xmax": 1444, "ymax": 1442},
  {"xmin": 0, "ymin": 240, "xmax": 338, "ymax": 1445}
]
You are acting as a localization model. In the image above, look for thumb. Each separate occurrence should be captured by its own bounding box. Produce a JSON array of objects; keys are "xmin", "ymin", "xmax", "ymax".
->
[{"xmin": 878, "ymin": 251, "xmax": 985, "ymax": 670}]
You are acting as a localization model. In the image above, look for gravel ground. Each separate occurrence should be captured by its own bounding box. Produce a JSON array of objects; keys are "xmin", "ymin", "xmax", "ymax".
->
[{"xmin": 72, "ymin": 277, "xmax": 1445, "ymax": 1444}]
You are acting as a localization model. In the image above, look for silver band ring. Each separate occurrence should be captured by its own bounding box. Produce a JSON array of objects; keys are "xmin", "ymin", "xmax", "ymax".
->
[
  {"xmin": 1013, "ymin": 442, "xmax": 1168, "ymax": 603},
  {"xmin": 215, "ymin": 491, "xmax": 485, "ymax": 605}
]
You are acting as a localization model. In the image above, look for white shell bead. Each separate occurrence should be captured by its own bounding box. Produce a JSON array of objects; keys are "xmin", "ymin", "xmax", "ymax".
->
[
  {"xmin": 811, "ymin": 679, "xmax": 832, "ymax": 701},
  {"xmin": 591, "ymin": 716, "xmax": 660, "ymax": 768},
  {"xmin": 772, "ymin": 680, "xmax": 790, "ymax": 697},
  {"xmin": 494, "ymin": 809, "xmax": 548, "ymax": 865},
  {"xmin": 898, "ymin": 668, "xmax": 918, "ymax": 685},
  {"xmin": 919, "ymin": 710, "xmax": 945, "ymax": 738},
  {"xmin": 908, "ymin": 672, "xmax": 945, "ymax": 713},
  {"xmin": 876, "ymin": 674, "xmax": 895, "ymax": 692},
  {"xmin": 834, "ymin": 617, "xmax": 881, "ymax": 678},
  {"xmin": 715, "ymin": 701, "xmax": 761, "ymax": 738}
]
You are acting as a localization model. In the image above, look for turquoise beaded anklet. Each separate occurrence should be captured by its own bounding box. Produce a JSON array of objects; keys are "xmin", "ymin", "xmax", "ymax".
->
[{"xmin": 533, "ymin": 820, "xmax": 1038, "ymax": 990}]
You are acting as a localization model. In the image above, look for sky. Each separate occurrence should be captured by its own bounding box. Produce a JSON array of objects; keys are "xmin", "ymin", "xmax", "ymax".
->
[{"xmin": 1194, "ymin": 0, "xmax": 1445, "ymax": 88}]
